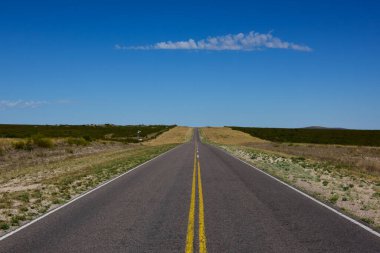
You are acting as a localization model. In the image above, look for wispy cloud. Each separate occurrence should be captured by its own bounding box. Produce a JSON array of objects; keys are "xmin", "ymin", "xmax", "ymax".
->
[
  {"xmin": 0, "ymin": 99, "xmax": 73, "ymax": 110},
  {"xmin": 115, "ymin": 31, "xmax": 312, "ymax": 52},
  {"xmin": 0, "ymin": 100, "xmax": 47, "ymax": 109}
]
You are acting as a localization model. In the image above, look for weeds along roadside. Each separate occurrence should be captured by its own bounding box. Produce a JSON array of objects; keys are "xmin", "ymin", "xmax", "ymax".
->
[
  {"xmin": 199, "ymin": 128, "xmax": 380, "ymax": 230},
  {"xmin": 0, "ymin": 142, "xmax": 177, "ymax": 236},
  {"xmin": 0, "ymin": 126, "xmax": 189, "ymax": 236}
]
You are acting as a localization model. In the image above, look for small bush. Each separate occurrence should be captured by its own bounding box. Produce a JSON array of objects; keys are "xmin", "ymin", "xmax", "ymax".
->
[
  {"xmin": 291, "ymin": 156, "xmax": 305, "ymax": 162},
  {"xmin": 31, "ymin": 134, "xmax": 54, "ymax": 148},
  {"xmin": 361, "ymin": 217, "xmax": 374, "ymax": 224},
  {"xmin": 83, "ymin": 135, "xmax": 93, "ymax": 142},
  {"xmin": 13, "ymin": 140, "xmax": 33, "ymax": 151},
  {"xmin": 322, "ymin": 180, "xmax": 329, "ymax": 186},
  {"xmin": 11, "ymin": 216, "xmax": 20, "ymax": 225},
  {"xmin": 0, "ymin": 222, "xmax": 9, "ymax": 230},
  {"xmin": 52, "ymin": 198, "xmax": 61, "ymax": 204},
  {"xmin": 67, "ymin": 137, "xmax": 88, "ymax": 146},
  {"xmin": 16, "ymin": 192, "xmax": 30, "ymax": 203},
  {"xmin": 329, "ymin": 194, "xmax": 339, "ymax": 204}
]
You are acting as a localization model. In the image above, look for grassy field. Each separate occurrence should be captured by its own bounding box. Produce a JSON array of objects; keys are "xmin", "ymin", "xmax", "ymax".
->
[
  {"xmin": 145, "ymin": 126, "xmax": 193, "ymax": 146},
  {"xmin": 200, "ymin": 127, "xmax": 380, "ymax": 229},
  {"xmin": 230, "ymin": 126, "xmax": 380, "ymax": 146},
  {"xmin": 0, "ymin": 125, "xmax": 191, "ymax": 235},
  {"xmin": 0, "ymin": 124, "xmax": 175, "ymax": 143},
  {"xmin": 201, "ymin": 127, "xmax": 267, "ymax": 145}
]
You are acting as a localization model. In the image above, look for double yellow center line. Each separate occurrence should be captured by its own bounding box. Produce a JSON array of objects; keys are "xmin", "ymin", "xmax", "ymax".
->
[{"xmin": 185, "ymin": 142, "xmax": 207, "ymax": 253}]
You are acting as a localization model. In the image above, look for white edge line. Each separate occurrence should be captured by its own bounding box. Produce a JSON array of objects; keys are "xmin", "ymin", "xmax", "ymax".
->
[
  {"xmin": 212, "ymin": 144, "xmax": 380, "ymax": 238},
  {"xmin": 0, "ymin": 144, "xmax": 184, "ymax": 241}
]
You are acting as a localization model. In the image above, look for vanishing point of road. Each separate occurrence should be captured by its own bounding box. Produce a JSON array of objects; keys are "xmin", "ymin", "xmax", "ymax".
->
[{"xmin": 0, "ymin": 129, "xmax": 379, "ymax": 252}]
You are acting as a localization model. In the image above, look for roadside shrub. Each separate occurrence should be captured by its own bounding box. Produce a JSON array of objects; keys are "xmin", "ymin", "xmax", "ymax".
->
[
  {"xmin": 83, "ymin": 135, "xmax": 93, "ymax": 142},
  {"xmin": 0, "ymin": 222, "xmax": 9, "ymax": 230},
  {"xmin": 13, "ymin": 140, "xmax": 33, "ymax": 151},
  {"xmin": 322, "ymin": 180, "xmax": 329, "ymax": 186},
  {"xmin": 31, "ymin": 134, "xmax": 54, "ymax": 148},
  {"xmin": 11, "ymin": 216, "xmax": 20, "ymax": 225},
  {"xmin": 291, "ymin": 157, "xmax": 306, "ymax": 162},
  {"xmin": 67, "ymin": 137, "xmax": 88, "ymax": 146},
  {"xmin": 16, "ymin": 192, "xmax": 30, "ymax": 203},
  {"xmin": 329, "ymin": 194, "xmax": 339, "ymax": 204},
  {"xmin": 361, "ymin": 217, "xmax": 374, "ymax": 224}
]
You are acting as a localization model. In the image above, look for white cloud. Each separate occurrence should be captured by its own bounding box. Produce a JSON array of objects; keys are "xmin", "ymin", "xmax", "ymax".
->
[
  {"xmin": 116, "ymin": 31, "xmax": 312, "ymax": 52},
  {"xmin": 0, "ymin": 100, "xmax": 48, "ymax": 110}
]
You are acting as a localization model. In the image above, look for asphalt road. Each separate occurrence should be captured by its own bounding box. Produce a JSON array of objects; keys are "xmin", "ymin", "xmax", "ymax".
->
[{"xmin": 0, "ymin": 129, "xmax": 379, "ymax": 252}]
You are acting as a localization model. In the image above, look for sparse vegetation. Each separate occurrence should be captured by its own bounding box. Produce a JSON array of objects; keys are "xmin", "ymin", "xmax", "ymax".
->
[
  {"xmin": 0, "ymin": 125, "xmax": 190, "ymax": 236},
  {"xmin": 0, "ymin": 222, "xmax": 10, "ymax": 230},
  {"xmin": 0, "ymin": 144, "xmax": 177, "ymax": 236},
  {"xmin": 67, "ymin": 137, "xmax": 89, "ymax": 146},
  {"xmin": 31, "ymin": 134, "xmax": 54, "ymax": 148},
  {"xmin": 13, "ymin": 140, "xmax": 33, "ymax": 150},
  {"xmin": 329, "ymin": 194, "xmax": 339, "ymax": 204}
]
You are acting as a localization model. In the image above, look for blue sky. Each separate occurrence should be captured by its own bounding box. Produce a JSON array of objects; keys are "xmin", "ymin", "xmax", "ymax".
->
[{"xmin": 0, "ymin": 0, "xmax": 379, "ymax": 128}]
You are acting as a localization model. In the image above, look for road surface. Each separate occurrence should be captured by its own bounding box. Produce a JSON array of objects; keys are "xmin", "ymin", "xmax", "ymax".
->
[{"xmin": 0, "ymin": 129, "xmax": 379, "ymax": 252}]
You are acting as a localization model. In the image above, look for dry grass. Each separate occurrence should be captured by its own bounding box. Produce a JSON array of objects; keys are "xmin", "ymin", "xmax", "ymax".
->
[
  {"xmin": 201, "ymin": 127, "xmax": 380, "ymax": 176},
  {"xmin": 200, "ymin": 127, "xmax": 267, "ymax": 145},
  {"xmin": 247, "ymin": 142, "xmax": 380, "ymax": 176},
  {"xmin": 145, "ymin": 126, "xmax": 193, "ymax": 146},
  {"xmin": 0, "ymin": 138, "xmax": 18, "ymax": 151},
  {"xmin": 0, "ymin": 143, "xmax": 176, "ymax": 235},
  {"xmin": 0, "ymin": 139, "xmax": 127, "ymax": 173},
  {"xmin": 0, "ymin": 138, "xmax": 17, "ymax": 145},
  {"xmin": 0, "ymin": 132, "xmax": 182, "ymax": 234}
]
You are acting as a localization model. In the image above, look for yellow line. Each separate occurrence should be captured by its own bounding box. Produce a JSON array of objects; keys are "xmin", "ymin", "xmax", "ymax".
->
[
  {"xmin": 185, "ymin": 148, "xmax": 197, "ymax": 253},
  {"xmin": 198, "ymin": 153, "xmax": 207, "ymax": 253}
]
